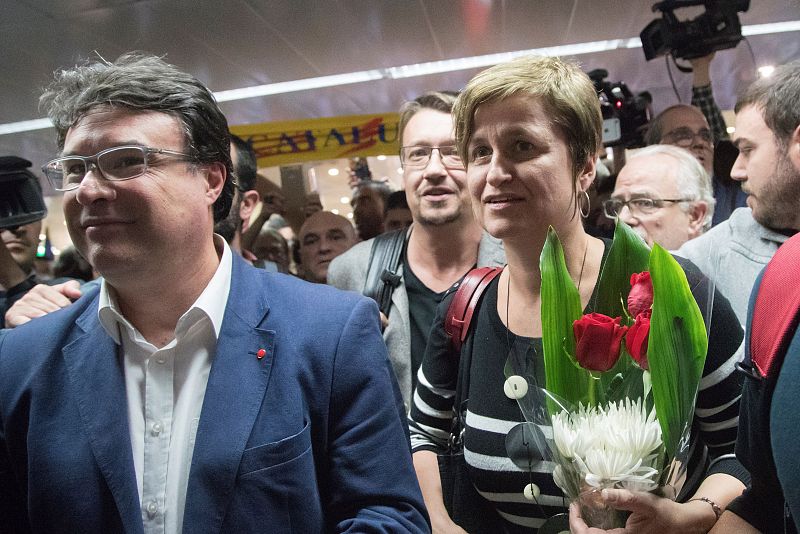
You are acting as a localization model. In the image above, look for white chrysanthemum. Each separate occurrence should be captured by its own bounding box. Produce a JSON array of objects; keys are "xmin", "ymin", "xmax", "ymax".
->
[
  {"xmin": 604, "ymin": 399, "xmax": 662, "ymax": 460},
  {"xmin": 550, "ymin": 399, "xmax": 663, "ymax": 493}
]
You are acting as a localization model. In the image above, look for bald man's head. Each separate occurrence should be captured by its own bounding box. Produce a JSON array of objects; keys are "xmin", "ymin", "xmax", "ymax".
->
[
  {"xmin": 646, "ymin": 104, "xmax": 714, "ymax": 174},
  {"xmin": 299, "ymin": 211, "xmax": 357, "ymax": 283}
]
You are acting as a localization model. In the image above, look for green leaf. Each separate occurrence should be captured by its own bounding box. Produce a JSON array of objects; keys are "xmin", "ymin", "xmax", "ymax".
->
[
  {"xmin": 540, "ymin": 227, "xmax": 592, "ymax": 410},
  {"xmin": 600, "ymin": 346, "xmax": 641, "ymax": 403},
  {"xmin": 647, "ymin": 245, "xmax": 708, "ymax": 457},
  {"xmin": 595, "ymin": 220, "xmax": 651, "ymax": 324}
]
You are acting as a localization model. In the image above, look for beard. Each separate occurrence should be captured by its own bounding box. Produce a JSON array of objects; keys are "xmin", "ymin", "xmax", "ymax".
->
[
  {"xmin": 752, "ymin": 153, "xmax": 800, "ymax": 231},
  {"xmin": 414, "ymin": 197, "xmax": 464, "ymax": 227}
]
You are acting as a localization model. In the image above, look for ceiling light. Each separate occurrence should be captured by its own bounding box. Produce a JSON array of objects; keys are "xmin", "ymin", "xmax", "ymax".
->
[
  {"xmin": 758, "ymin": 65, "xmax": 775, "ymax": 77},
  {"xmin": 340, "ymin": 196, "xmax": 350, "ymax": 204},
  {"xmin": 328, "ymin": 168, "xmax": 340, "ymax": 176},
  {"xmin": 377, "ymin": 155, "xmax": 386, "ymax": 160},
  {"xmin": 742, "ymin": 20, "xmax": 800, "ymax": 37},
  {"xmin": 726, "ymin": 126, "xmax": 736, "ymax": 134},
  {"xmin": 0, "ymin": 118, "xmax": 54, "ymax": 135},
  {"xmin": 214, "ymin": 70, "xmax": 384, "ymax": 102},
  {"xmin": 331, "ymin": 209, "xmax": 340, "ymax": 215}
]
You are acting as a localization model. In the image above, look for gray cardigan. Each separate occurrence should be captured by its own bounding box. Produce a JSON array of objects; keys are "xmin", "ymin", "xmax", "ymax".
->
[
  {"xmin": 327, "ymin": 227, "xmax": 505, "ymax": 408},
  {"xmin": 676, "ymin": 207, "xmax": 789, "ymax": 326}
]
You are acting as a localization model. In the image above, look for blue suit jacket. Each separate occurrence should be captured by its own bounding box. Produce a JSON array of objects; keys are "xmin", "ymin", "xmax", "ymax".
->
[{"xmin": 0, "ymin": 255, "xmax": 429, "ymax": 533}]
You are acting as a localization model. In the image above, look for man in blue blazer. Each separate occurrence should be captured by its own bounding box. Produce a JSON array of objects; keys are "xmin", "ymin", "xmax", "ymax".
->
[{"xmin": 0, "ymin": 52, "xmax": 428, "ymax": 534}]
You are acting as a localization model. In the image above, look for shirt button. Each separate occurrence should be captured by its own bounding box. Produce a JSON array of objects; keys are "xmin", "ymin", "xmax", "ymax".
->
[
  {"xmin": 151, "ymin": 422, "xmax": 163, "ymax": 436},
  {"xmin": 524, "ymin": 483, "xmax": 540, "ymax": 500},
  {"xmin": 155, "ymin": 357, "xmax": 166, "ymax": 364},
  {"xmin": 504, "ymin": 375, "xmax": 528, "ymax": 399},
  {"xmin": 146, "ymin": 500, "xmax": 158, "ymax": 518}
]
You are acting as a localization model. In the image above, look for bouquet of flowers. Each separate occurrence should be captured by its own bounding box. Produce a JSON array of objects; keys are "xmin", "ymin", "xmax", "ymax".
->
[{"xmin": 507, "ymin": 221, "xmax": 708, "ymax": 529}]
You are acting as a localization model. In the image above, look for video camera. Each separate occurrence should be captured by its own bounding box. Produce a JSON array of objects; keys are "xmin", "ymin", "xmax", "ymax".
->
[
  {"xmin": 0, "ymin": 156, "xmax": 47, "ymax": 230},
  {"xmin": 589, "ymin": 69, "xmax": 652, "ymax": 149},
  {"xmin": 640, "ymin": 0, "xmax": 750, "ymax": 61}
]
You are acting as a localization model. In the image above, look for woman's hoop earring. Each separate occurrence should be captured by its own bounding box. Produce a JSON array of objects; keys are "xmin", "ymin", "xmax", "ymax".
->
[{"xmin": 579, "ymin": 190, "xmax": 591, "ymax": 219}]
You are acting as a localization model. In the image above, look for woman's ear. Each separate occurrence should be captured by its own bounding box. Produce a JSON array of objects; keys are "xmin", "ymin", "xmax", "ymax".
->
[{"xmin": 577, "ymin": 156, "xmax": 598, "ymax": 193}]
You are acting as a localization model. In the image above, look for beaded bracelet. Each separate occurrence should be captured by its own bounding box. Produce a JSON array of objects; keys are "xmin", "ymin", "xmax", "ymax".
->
[{"xmin": 688, "ymin": 497, "xmax": 722, "ymax": 521}]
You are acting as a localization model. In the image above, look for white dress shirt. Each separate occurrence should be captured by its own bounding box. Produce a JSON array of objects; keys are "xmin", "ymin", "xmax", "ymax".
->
[{"xmin": 98, "ymin": 237, "xmax": 232, "ymax": 534}]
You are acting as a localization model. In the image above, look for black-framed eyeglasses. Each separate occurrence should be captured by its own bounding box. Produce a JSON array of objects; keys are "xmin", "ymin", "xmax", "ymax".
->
[
  {"xmin": 400, "ymin": 145, "xmax": 464, "ymax": 169},
  {"xmin": 603, "ymin": 197, "xmax": 692, "ymax": 218},
  {"xmin": 662, "ymin": 128, "xmax": 713, "ymax": 148},
  {"xmin": 42, "ymin": 145, "xmax": 195, "ymax": 192}
]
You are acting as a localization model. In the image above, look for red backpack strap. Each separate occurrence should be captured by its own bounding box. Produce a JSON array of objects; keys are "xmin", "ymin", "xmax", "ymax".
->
[
  {"xmin": 750, "ymin": 233, "xmax": 800, "ymax": 378},
  {"xmin": 445, "ymin": 267, "xmax": 503, "ymax": 354}
]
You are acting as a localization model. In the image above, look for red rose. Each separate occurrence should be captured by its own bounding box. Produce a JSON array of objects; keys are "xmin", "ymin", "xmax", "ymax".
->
[
  {"xmin": 573, "ymin": 313, "xmax": 628, "ymax": 372},
  {"xmin": 626, "ymin": 310, "xmax": 651, "ymax": 370},
  {"xmin": 628, "ymin": 272, "xmax": 654, "ymax": 318}
]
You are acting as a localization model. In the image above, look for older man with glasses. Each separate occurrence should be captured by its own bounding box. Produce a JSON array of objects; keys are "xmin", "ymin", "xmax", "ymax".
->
[
  {"xmin": 645, "ymin": 103, "xmax": 746, "ymax": 226},
  {"xmin": 0, "ymin": 52, "xmax": 428, "ymax": 533},
  {"xmin": 605, "ymin": 144, "xmax": 714, "ymax": 250}
]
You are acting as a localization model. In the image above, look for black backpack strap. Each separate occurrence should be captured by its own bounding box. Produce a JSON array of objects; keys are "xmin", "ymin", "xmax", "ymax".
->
[{"xmin": 362, "ymin": 229, "xmax": 406, "ymax": 317}]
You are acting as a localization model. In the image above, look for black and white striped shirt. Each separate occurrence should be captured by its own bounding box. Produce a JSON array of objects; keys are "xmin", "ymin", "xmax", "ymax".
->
[{"xmin": 409, "ymin": 259, "xmax": 747, "ymax": 532}]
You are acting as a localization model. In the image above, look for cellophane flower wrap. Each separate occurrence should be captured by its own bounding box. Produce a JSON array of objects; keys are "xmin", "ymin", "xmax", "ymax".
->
[{"xmin": 506, "ymin": 221, "xmax": 708, "ymax": 529}]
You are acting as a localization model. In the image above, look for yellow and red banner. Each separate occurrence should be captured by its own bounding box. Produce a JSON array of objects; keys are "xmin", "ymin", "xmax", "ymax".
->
[{"xmin": 231, "ymin": 113, "xmax": 400, "ymax": 168}]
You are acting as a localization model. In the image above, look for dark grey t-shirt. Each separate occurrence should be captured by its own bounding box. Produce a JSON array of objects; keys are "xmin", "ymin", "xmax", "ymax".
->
[{"xmin": 402, "ymin": 247, "xmax": 449, "ymax": 393}]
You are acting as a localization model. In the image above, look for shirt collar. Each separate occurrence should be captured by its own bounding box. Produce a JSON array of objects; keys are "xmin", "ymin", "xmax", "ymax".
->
[{"xmin": 98, "ymin": 235, "xmax": 233, "ymax": 345}]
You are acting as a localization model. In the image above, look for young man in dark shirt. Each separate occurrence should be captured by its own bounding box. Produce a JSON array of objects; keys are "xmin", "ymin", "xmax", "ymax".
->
[{"xmin": 328, "ymin": 91, "xmax": 505, "ymax": 407}]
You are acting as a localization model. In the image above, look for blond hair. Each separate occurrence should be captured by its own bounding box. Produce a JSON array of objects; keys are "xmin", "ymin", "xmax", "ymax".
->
[
  {"xmin": 453, "ymin": 55, "xmax": 602, "ymax": 184},
  {"xmin": 397, "ymin": 91, "xmax": 459, "ymax": 148}
]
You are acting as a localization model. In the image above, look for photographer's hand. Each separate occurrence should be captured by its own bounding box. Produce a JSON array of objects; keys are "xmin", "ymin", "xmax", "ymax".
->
[{"xmin": 690, "ymin": 53, "xmax": 715, "ymax": 88}]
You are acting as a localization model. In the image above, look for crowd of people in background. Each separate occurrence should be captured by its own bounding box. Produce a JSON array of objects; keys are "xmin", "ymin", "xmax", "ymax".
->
[{"xmin": 1, "ymin": 45, "xmax": 800, "ymax": 534}]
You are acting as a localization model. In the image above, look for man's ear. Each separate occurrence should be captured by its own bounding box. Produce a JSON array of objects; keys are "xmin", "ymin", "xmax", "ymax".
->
[
  {"xmin": 687, "ymin": 201, "xmax": 709, "ymax": 239},
  {"xmin": 203, "ymin": 162, "xmax": 227, "ymax": 206},
  {"xmin": 788, "ymin": 123, "xmax": 800, "ymax": 172},
  {"xmin": 239, "ymin": 190, "xmax": 260, "ymax": 233}
]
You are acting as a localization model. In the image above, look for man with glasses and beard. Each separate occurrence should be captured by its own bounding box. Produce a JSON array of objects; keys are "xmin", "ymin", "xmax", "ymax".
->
[
  {"xmin": 328, "ymin": 91, "xmax": 505, "ymax": 409},
  {"xmin": 0, "ymin": 52, "xmax": 428, "ymax": 533},
  {"xmin": 676, "ymin": 61, "xmax": 800, "ymax": 326}
]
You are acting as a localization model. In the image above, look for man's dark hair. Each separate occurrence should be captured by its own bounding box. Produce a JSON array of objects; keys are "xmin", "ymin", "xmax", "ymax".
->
[
  {"xmin": 385, "ymin": 190, "xmax": 409, "ymax": 214},
  {"xmin": 735, "ymin": 60, "xmax": 800, "ymax": 150},
  {"xmin": 40, "ymin": 51, "xmax": 234, "ymax": 222},
  {"xmin": 352, "ymin": 180, "xmax": 393, "ymax": 207},
  {"xmin": 230, "ymin": 134, "xmax": 257, "ymax": 192}
]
